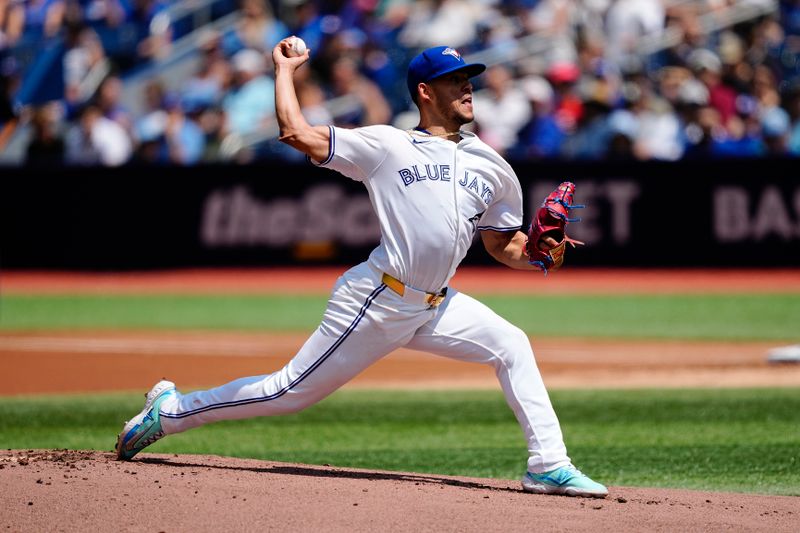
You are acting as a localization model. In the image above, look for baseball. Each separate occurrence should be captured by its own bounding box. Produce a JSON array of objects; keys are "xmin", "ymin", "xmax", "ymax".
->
[{"xmin": 288, "ymin": 36, "xmax": 307, "ymax": 57}]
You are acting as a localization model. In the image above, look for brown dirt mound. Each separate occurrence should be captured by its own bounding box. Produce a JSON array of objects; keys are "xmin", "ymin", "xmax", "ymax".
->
[{"xmin": 0, "ymin": 449, "xmax": 795, "ymax": 533}]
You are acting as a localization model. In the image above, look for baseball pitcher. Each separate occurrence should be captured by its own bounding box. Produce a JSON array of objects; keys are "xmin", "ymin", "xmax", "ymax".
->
[{"xmin": 115, "ymin": 40, "xmax": 607, "ymax": 498}]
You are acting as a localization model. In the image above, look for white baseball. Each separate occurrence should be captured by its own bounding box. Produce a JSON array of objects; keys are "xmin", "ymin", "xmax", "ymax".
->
[{"xmin": 289, "ymin": 36, "xmax": 307, "ymax": 57}]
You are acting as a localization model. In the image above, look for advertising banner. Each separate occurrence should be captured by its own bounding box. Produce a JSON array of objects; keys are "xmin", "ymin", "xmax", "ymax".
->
[{"xmin": 2, "ymin": 159, "xmax": 798, "ymax": 269}]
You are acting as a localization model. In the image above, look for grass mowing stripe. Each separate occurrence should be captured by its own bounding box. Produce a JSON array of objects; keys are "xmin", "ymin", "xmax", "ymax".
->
[
  {"xmin": 1, "ymin": 388, "xmax": 797, "ymax": 495},
  {"xmin": 481, "ymin": 294, "xmax": 800, "ymax": 341},
  {"xmin": 0, "ymin": 294, "xmax": 327, "ymax": 331},
  {"xmin": 2, "ymin": 294, "xmax": 799, "ymax": 340}
]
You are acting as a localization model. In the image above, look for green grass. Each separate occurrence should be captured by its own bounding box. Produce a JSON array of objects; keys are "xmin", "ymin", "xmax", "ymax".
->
[
  {"xmin": 1, "ymin": 388, "xmax": 798, "ymax": 496},
  {"xmin": 2, "ymin": 293, "xmax": 799, "ymax": 340},
  {"xmin": 0, "ymin": 295, "xmax": 327, "ymax": 331}
]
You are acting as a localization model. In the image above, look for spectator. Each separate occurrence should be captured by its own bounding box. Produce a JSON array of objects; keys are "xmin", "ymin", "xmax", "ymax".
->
[
  {"xmin": 559, "ymin": 77, "xmax": 614, "ymax": 159},
  {"xmin": 222, "ymin": 0, "xmax": 289, "ymax": 56},
  {"xmin": 746, "ymin": 15, "xmax": 786, "ymax": 80},
  {"xmin": 782, "ymin": 0, "xmax": 800, "ymax": 37},
  {"xmin": 4, "ymin": 0, "xmax": 800, "ymax": 165},
  {"xmin": 617, "ymin": 59, "xmax": 683, "ymax": 160},
  {"xmin": 752, "ymin": 64, "xmax": 781, "ymax": 109},
  {"xmin": 0, "ymin": 0, "xmax": 25, "ymax": 49},
  {"xmin": 280, "ymin": 0, "xmax": 324, "ymax": 58},
  {"xmin": 133, "ymin": 93, "xmax": 206, "ymax": 164},
  {"xmin": 221, "ymin": 48, "xmax": 275, "ymax": 136},
  {"xmin": 604, "ymin": 0, "xmax": 665, "ymax": 66},
  {"xmin": 398, "ymin": 0, "xmax": 484, "ymax": 50},
  {"xmin": 22, "ymin": 0, "xmax": 66, "ymax": 41},
  {"xmin": 660, "ymin": 0, "xmax": 711, "ymax": 68},
  {"xmin": 608, "ymin": 78, "xmax": 682, "ymax": 161},
  {"xmin": 657, "ymin": 65, "xmax": 693, "ymax": 107},
  {"xmin": 687, "ymin": 48, "xmax": 738, "ymax": 129},
  {"xmin": 130, "ymin": 0, "xmax": 172, "ymax": 63},
  {"xmin": 0, "ymin": 55, "xmax": 19, "ymax": 126},
  {"xmin": 786, "ymin": 83, "xmax": 800, "ymax": 154},
  {"xmin": 360, "ymin": 37, "xmax": 405, "ymax": 113},
  {"xmin": 65, "ymin": 102, "xmax": 132, "ymax": 165},
  {"xmin": 507, "ymin": 74, "xmax": 565, "ymax": 160},
  {"xmin": 717, "ymin": 30, "xmax": 751, "ymax": 94},
  {"xmin": 326, "ymin": 54, "xmax": 391, "ymax": 127},
  {"xmin": 252, "ymin": 61, "xmax": 331, "ymax": 163},
  {"xmin": 709, "ymin": 92, "xmax": 764, "ymax": 157},
  {"xmin": 133, "ymin": 79, "xmax": 167, "ymax": 140},
  {"xmin": 296, "ymin": 71, "xmax": 333, "ymax": 127},
  {"xmin": 81, "ymin": 0, "xmax": 128, "ymax": 29},
  {"xmin": 605, "ymin": 108, "xmax": 637, "ymax": 160},
  {"xmin": 24, "ymin": 101, "xmax": 65, "ymax": 165},
  {"xmin": 473, "ymin": 63, "xmax": 531, "ymax": 154},
  {"xmin": 193, "ymin": 101, "xmax": 226, "ymax": 162},
  {"xmin": 182, "ymin": 30, "xmax": 234, "ymax": 112},
  {"xmin": 547, "ymin": 60, "xmax": 583, "ymax": 134},
  {"xmin": 95, "ymin": 74, "xmax": 133, "ymax": 133},
  {"xmin": 524, "ymin": 0, "xmax": 581, "ymax": 65},
  {"xmin": 676, "ymin": 73, "xmax": 741, "ymax": 160},
  {"xmin": 465, "ymin": 7, "xmax": 517, "ymax": 59},
  {"xmin": 760, "ymin": 104, "xmax": 792, "ymax": 155},
  {"xmin": 62, "ymin": 24, "xmax": 112, "ymax": 114}
]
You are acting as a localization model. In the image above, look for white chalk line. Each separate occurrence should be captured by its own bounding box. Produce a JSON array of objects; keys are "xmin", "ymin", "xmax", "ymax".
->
[{"xmin": 0, "ymin": 336, "xmax": 274, "ymax": 357}]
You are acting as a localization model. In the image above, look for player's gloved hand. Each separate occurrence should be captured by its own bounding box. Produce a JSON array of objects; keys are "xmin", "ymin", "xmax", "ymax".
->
[{"xmin": 525, "ymin": 181, "xmax": 584, "ymax": 275}]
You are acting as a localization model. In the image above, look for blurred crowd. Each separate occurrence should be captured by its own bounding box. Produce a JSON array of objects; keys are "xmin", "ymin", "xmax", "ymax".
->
[{"xmin": 2, "ymin": 0, "xmax": 800, "ymax": 166}]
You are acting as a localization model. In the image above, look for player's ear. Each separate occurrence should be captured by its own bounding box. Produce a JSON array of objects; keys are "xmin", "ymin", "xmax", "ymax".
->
[{"xmin": 418, "ymin": 82, "xmax": 433, "ymax": 104}]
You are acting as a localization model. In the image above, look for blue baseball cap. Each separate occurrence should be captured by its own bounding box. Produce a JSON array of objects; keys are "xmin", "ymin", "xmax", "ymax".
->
[{"xmin": 407, "ymin": 46, "xmax": 486, "ymax": 99}]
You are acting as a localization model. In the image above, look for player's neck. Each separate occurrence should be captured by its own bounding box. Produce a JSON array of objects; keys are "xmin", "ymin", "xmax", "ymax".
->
[{"xmin": 413, "ymin": 124, "xmax": 462, "ymax": 142}]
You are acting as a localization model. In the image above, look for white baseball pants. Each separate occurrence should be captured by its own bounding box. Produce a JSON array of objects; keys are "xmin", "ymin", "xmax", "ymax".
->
[{"xmin": 158, "ymin": 261, "xmax": 571, "ymax": 473}]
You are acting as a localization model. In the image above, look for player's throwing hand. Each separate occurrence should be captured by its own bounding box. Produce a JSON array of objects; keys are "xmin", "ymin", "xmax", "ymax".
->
[{"xmin": 272, "ymin": 36, "xmax": 310, "ymax": 69}]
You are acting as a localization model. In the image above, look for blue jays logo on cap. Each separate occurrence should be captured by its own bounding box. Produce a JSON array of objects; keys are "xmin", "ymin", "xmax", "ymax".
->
[
  {"xmin": 442, "ymin": 47, "xmax": 461, "ymax": 60},
  {"xmin": 407, "ymin": 45, "xmax": 486, "ymax": 100}
]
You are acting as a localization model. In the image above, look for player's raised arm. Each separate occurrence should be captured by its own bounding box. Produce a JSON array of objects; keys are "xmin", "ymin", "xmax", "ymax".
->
[{"xmin": 272, "ymin": 37, "xmax": 331, "ymax": 163}]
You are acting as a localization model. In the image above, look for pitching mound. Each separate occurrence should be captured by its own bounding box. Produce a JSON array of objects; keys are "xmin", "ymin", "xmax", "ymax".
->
[{"xmin": 1, "ymin": 450, "xmax": 796, "ymax": 532}]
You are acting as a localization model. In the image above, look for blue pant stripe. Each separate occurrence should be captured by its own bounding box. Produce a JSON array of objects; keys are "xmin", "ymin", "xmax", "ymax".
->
[{"xmin": 162, "ymin": 284, "xmax": 387, "ymax": 419}]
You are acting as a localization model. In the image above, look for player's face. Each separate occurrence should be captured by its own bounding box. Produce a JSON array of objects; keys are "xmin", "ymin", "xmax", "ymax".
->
[{"xmin": 427, "ymin": 71, "xmax": 474, "ymax": 126}]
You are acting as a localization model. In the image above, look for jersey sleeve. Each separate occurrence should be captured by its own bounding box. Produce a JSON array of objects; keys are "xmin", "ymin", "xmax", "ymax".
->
[
  {"xmin": 309, "ymin": 125, "xmax": 389, "ymax": 182},
  {"xmin": 476, "ymin": 167, "xmax": 524, "ymax": 232}
]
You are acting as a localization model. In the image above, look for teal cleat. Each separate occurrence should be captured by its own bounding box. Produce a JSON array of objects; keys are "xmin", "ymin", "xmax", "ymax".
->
[
  {"xmin": 522, "ymin": 464, "xmax": 608, "ymax": 498},
  {"xmin": 115, "ymin": 380, "xmax": 176, "ymax": 460}
]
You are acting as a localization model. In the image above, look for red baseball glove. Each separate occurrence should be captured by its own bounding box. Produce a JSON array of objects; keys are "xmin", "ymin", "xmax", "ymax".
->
[{"xmin": 525, "ymin": 181, "xmax": 584, "ymax": 274}]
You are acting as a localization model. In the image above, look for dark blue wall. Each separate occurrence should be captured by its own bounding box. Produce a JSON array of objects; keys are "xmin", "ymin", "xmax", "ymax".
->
[{"xmin": 2, "ymin": 158, "xmax": 799, "ymax": 270}]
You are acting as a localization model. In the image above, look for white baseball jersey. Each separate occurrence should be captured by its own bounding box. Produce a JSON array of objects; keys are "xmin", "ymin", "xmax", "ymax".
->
[
  {"xmin": 159, "ymin": 126, "xmax": 571, "ymax": 475},
  {"xmin": 314, "ymin": 125, "xmax": 523, "ymax": 293}
]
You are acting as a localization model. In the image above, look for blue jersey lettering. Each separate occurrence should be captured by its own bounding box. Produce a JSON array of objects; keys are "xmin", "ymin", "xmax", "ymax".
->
[
  {"xmin": 398, "ymin": 164, "xmax": 451, "ymax": 187},
  {"xmin": 399, "ymin": 168, "xmax": 414, "ymax": 186}
]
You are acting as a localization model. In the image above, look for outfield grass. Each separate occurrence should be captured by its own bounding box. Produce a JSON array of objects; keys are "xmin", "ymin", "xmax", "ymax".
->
[
  {"xmin": 2, "ymin": 293, "xmax": 799, "ymax": 340},
  {"xmin": 1, "ymin": 388, "xmax": 798, "ymax": 496}
]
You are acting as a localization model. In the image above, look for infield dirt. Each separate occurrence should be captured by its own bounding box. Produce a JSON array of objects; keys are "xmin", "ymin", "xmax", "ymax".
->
[
  {"xmin": 1, "ymin": 267, "xmax": 798, "ymax": 531},
  {"xmin": 1, "ymin": 449, "xmax": 797, "ymax": 533}
]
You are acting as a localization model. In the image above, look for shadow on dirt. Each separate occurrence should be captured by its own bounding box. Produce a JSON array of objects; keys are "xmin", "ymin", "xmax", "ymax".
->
[{"xmin": 140, "ymin": 456, "xmax": 520, "ymax": 493}]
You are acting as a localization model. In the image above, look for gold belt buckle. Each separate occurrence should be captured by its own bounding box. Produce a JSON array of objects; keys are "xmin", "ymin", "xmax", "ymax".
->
[
  {"xmin": 425, "ymin": 289, "xmax": 447, "ymax": 308},
  {"xmin": 383, "ymin": 272, "xmax": 446, "ymax": 307}
]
